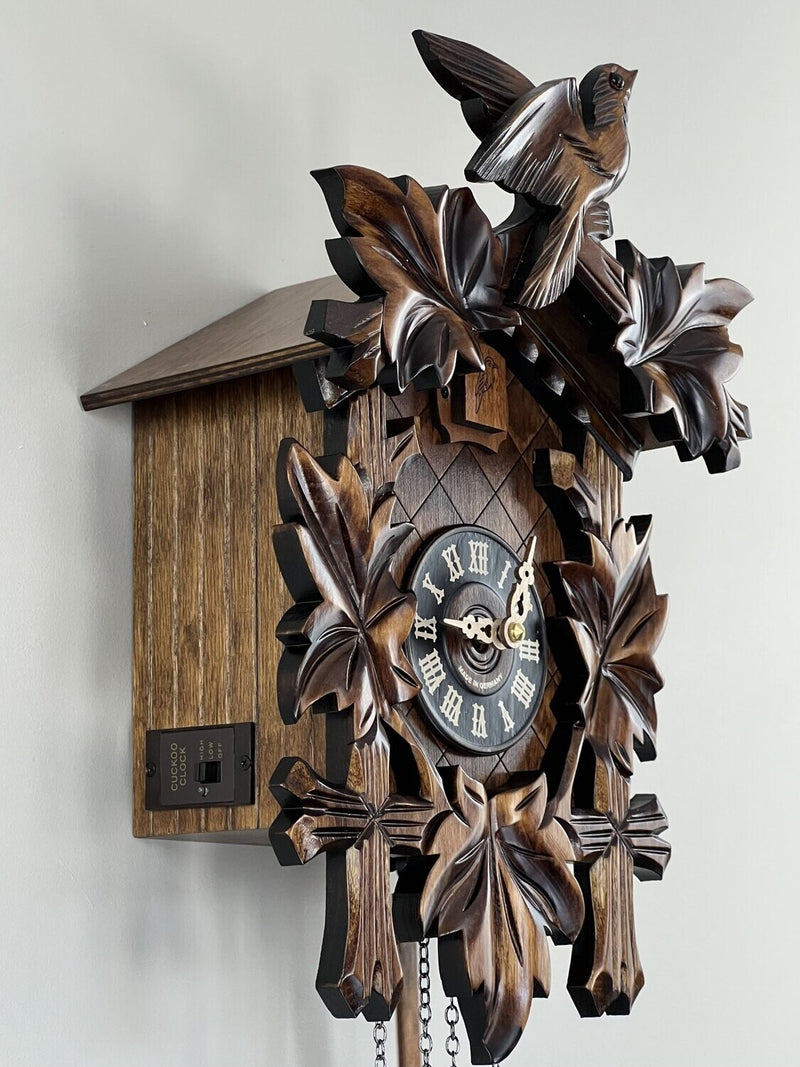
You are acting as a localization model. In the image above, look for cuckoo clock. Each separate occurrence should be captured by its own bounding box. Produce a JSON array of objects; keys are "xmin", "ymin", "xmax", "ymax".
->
[{"xmin": 82, "ymin": 29, "xmax": 751, "ymax": 1067}]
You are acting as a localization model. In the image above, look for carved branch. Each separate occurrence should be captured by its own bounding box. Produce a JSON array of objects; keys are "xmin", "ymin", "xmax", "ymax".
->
[
  {"xmin": 271, "ymin": 712, "xmax": 449, "ymax": 1021},
  {"xmin": 272, "ymin": 728, "xmax": 400, "ymax": 1018},
  {"xmin": 567, "ymin": 750, "xmax": 669, "ymax": 1016},
  {"xmin": 568, "ymin": 754, "xmax": 643, "ymax": 1015},
  {"xmin": 533, "ymin": 448, "xmax": 603, "ymax": 560},
  {"xmin": 534, "ymin": 449, "xmax": 671, "ymax": 1018}
]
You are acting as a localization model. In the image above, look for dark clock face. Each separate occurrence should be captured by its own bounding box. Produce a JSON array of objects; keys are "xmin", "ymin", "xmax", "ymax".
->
[{"xmin": 405, "ymin": 526, "xmax": 547, "ymax": 754}]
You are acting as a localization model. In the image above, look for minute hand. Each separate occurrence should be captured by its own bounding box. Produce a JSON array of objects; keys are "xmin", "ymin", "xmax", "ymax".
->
[{"xmin": 507, "ymin": 535, "xmax": 538, "ymax": 624}]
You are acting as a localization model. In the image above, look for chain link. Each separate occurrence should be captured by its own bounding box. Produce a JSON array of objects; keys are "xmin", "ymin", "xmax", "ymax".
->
[
  {"xmin": 418, "ymin": 939, "xmax": 433, "ymax": 1066},
  {"xmin": 444, "ymin": 998, "xmax": 460, "ymax": 1067},
  {"xmin": 373, "ymin": 1021, "xmax": 387, "ymax": 1067}
]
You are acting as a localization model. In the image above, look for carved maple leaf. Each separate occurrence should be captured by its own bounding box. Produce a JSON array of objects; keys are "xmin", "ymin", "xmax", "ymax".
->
[
  {"xmin": 419, "ymin": 768, "xmax": 583, "ymax": 1064},
  {"xmin": 274, "ymin": 440, "xmax": 419, "ymax": 738},
  {"xmin": 613, "ymin": 240, "xmax": 752, "ymax": 462},
  {"xmin": 547, "ymin": 518, "xmax": 668, "ymax": 775},
  {"xmin": 309, "ymin": 166, "xmax": 519, "ymax": 392}
]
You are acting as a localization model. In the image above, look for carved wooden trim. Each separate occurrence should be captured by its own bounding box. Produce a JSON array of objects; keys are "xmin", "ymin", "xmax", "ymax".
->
[
  {"xmin": 568, "ymin": 753, "xmax": 643, "ymax": 1015},
  {"xmin": 272, "ymin": 440, "xmax": 419, "ymax": 739},
  {"xmin": 272, "ymin": 729, "xmax": 402, "ymax": 1018},
  {"xmin": 259, "ymin": 26, "xmax": 748, "ymax": 1064},
  {"xmin": 270, "ymin": 439, "xmax": 453, "ymax": 1019},
  {"xmin": 567, "ymin": 748, "xmax": 670, "ymax": 1015},
  {"xmin": 306, "ymin": 167, "xmax": 518, "ymax": 397},
  {"xmin": 433, "ymin": 345, "xmax": 509, "ymax": 452},
  {"xmin": 405, "ymin": 767, "xmax": 584, "ymax": 1064},
  {"xmin": 271, "ymin": 716, "xmax": 446, "ymax": 1019},
  {"xmin": 613, "ymin": 240, "xmax": 753, "ymax": 472},
  {"xmin": 546, "ymin": 515, "xmax": 668, "ymax": 774},
  {"xmin": 572, "ymin": 790, "xmax": 670, "ymax": 880},
  {"xmin": 537, "ymin": 446, "xmax": 671, "ymax": 1016}
]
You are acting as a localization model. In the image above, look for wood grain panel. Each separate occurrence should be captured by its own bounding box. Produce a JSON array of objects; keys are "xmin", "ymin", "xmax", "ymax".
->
[
  {"xmin": 132, "ymin": 405, "xmax": 154, "ymax": 838},
  {"xmin": 133, "ymin": 371, "xmax": 323, "ymax": 839},
  {"xmin": 200, "ymin": 388, "xmax": 232, "ymax": 834},
  {"xmin": 174, "ymin": 391, "xmax": 203, "ymax": 836},
  {"xmin": 149, "ymin": 397, "xmax": 179, "ymax": 837},
  {"xmin": 228, "ymin": 380, "xmax": 259, "ymax": 832}
]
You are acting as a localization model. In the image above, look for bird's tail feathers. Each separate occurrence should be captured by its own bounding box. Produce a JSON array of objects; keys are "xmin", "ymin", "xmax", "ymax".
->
[{"xmin": 515, "ymin": 206, "xmax": 584, "ymax": 309}]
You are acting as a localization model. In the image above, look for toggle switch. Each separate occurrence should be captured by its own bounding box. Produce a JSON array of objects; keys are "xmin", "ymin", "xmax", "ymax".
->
[{"xmin": 196, "ymin": 760, "xmax": 221, "ymax": 784}]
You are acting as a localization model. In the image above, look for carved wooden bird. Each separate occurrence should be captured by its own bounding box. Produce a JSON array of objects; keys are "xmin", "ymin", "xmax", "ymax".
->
[{"xmin": 414, "ymin": 30, "xmax": 637, "ymax": 309}]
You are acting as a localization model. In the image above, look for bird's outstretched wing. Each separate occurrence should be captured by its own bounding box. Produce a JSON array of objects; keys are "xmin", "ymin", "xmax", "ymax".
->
[
  {"xmin": 467, "ymin": 78, "xmax": 594, "ymax": 206},
  {"xmin": 413, "ymin": 29, "xmax": 534, "ymax": 139}
]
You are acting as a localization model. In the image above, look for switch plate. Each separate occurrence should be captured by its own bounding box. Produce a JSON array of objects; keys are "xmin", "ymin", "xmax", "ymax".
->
[{"xmin": 144, "ymin": 723, "xmax": 255, "ymax": 810}]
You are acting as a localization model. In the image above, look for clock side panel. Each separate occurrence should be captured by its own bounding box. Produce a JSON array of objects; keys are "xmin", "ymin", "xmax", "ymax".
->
[{"xmin": 131, "ymin": 370, "xmax": 325, "ymax": 841}]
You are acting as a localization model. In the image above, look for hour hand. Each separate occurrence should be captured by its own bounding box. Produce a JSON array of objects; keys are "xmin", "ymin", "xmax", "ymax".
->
[{"xmin": 443, "ymin": 614, "xmax": 495, "ymax": 645}]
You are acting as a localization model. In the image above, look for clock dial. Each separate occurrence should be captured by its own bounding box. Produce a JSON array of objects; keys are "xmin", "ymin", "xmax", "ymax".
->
[{"xmin": 406, "ymin": 527, "xmax": 547, "ymax": 754}]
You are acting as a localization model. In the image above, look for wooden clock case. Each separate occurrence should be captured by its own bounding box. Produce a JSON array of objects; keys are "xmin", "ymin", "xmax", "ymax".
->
[
  {"xmin": 83, "ymin": 277, "xmax": 348, "ymax": 841},
  {"xmin": 82, "ymin": 28, "xmax": 751, "ymax": 1067}
]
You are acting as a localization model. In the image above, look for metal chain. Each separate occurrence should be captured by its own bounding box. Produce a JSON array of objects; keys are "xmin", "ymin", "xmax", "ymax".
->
[
  {"xmin": 444, "ymin": 998, "xmax": 460, "ymax": 1067},
  {"xmin": 373, "ymin": 1021, "xmax": 387, "ymax": 1067},
  {"xmin": 418, "ymin": 939, "xmax": 433, "ymax": 1067}
]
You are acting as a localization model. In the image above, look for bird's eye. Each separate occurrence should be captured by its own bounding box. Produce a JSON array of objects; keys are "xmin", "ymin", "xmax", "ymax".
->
[{"xmin": 609, "ymin": 72, "xmax": 625, "ymax": 90}]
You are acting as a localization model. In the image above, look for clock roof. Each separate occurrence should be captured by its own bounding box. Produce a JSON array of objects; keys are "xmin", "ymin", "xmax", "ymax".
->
[{"xmin": 80, "ymin": 275, "xmax": 350, "ymax": 411}]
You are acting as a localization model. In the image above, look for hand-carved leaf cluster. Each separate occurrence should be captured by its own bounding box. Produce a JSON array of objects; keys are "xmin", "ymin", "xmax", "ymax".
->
[
  {"xmin": 274, "ymin": 440, "xmax": 419, "ymax": 738},
  {"xmin": 614, "ymin": 240, "xmax": 752, "ymax": 463},
  {"xmin": 572, "ymin": 793, "xmax": 671, "ymax": 881},
  {"xmin": 307, "ymin": 166, "xmax": 519, "ymax": 393},
  {"xmin": 270, "ymin": 756, "xmax": 436, "ymax": 866},
  {"xmin": 547, "ymin": 519, "xmax": 668, "ymax": 775},
  {"xmin": 269, "ymin": 649, "xmax": 448, "ymax": 1022},
  {"xmin": 270, "ymin": 731, "xmax": 445, "ymax": 1022},
  {"xmin": 271, "ymin": 708, "xmax": 449, "ymax": 866},
  {"xmin": 419, "ymin": 768, "xmax": 583, "ymax": 1063}
]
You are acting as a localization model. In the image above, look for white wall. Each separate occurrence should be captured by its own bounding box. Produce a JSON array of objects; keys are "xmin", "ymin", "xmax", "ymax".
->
[{"xmin": 1, "ymin": 2, "xmax": 797, "ymax": 1065}]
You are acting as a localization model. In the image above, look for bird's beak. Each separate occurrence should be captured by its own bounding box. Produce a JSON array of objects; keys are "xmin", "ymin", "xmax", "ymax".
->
[{"xmin": 629, "ymin": 69, "xmax": 638, "ymax": 84}]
